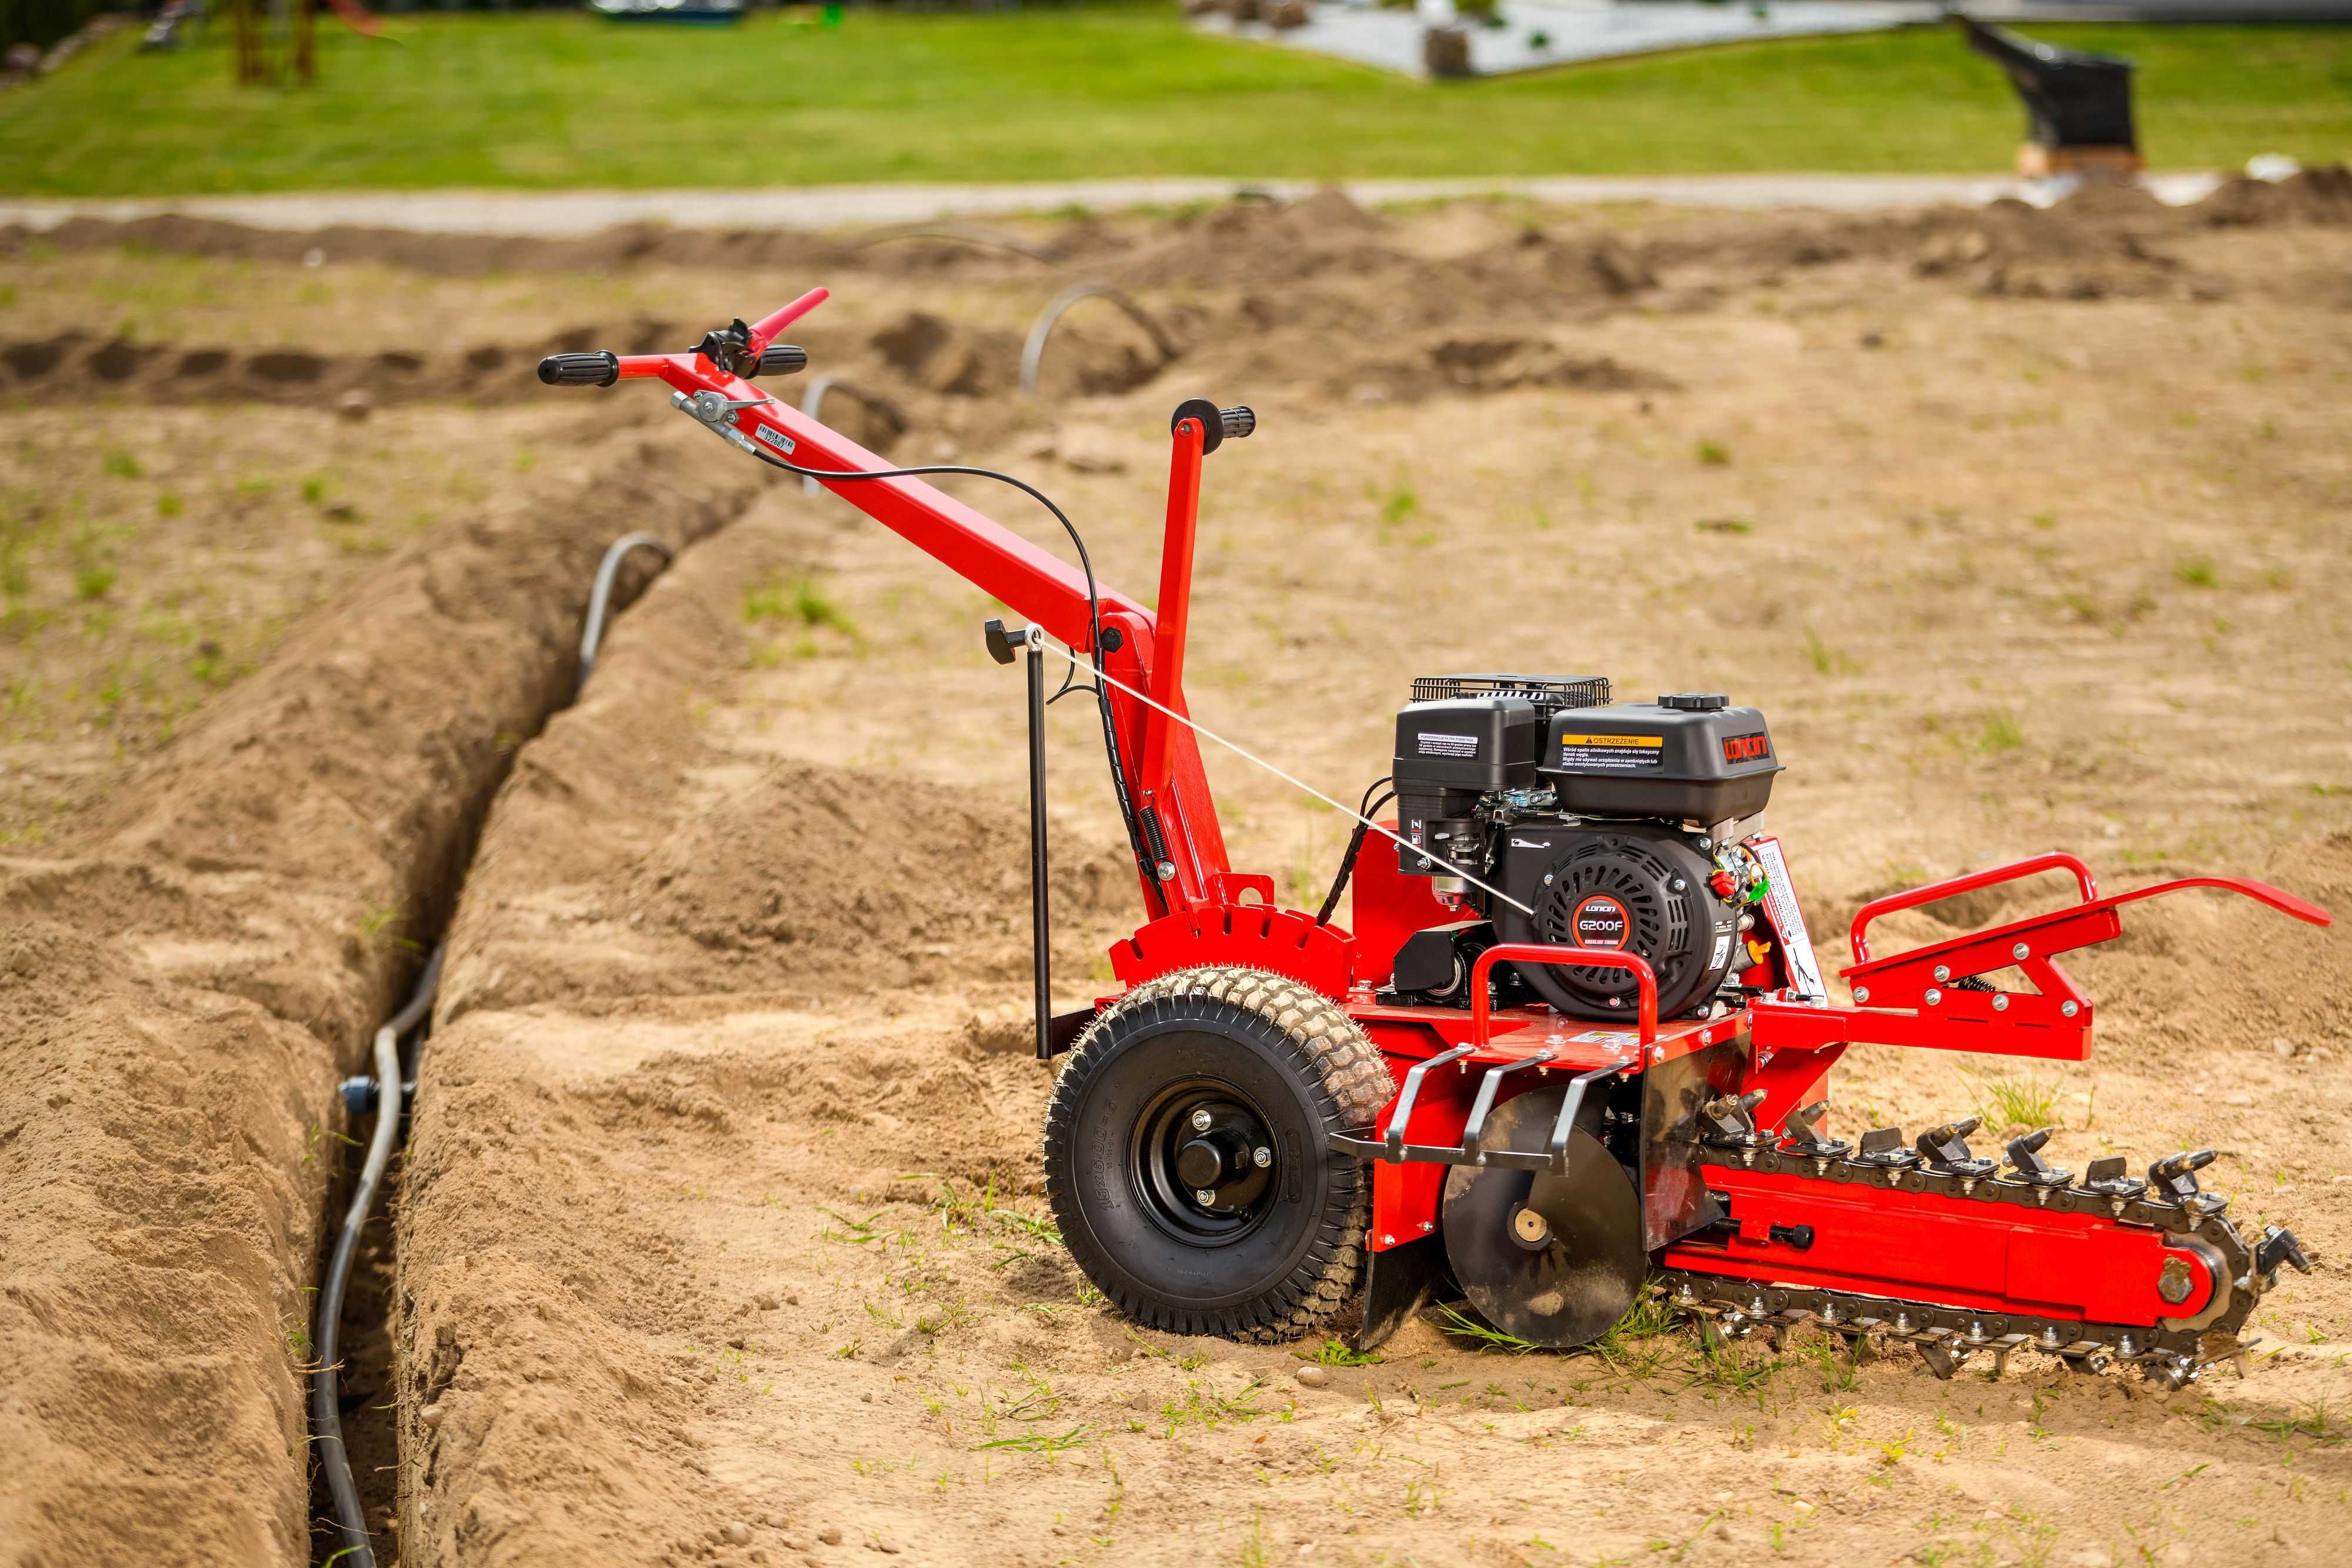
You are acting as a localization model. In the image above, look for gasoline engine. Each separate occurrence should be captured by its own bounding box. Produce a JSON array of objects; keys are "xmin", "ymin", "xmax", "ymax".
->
[{"xmin": 1389, "ymin": 676, "xmax": 1786, "ymax": 1021}]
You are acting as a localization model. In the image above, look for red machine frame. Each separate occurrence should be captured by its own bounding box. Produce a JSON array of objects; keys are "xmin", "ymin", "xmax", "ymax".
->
[{"xmin": 598, "ymin": 292, "xmax": 2331, "ymax": 1336}]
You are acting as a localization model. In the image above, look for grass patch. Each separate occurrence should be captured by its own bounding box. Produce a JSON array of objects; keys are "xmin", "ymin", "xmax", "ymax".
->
[
  {"xmin": 972, "ymin": 1426, "xmax": 1089, "ymax": 1453},
  {"xmin": 1435, "ymin": 1302, "xmax": 1542, "ymax": 1355},
  {"xmin": 1976, "ymin": 709, "xmax": 2024, "ymax": 753},
  {"xmin": 5, "ymin": 16, "xmax": 2349, "ymax": 195},
  {"xmin": 1963, "ymin": 1069, "xmax": 2060, "ymax": 1131},
  {"xmin": 744, "ymin": 574, "xmax": 855, "ymax": 635},
  {"xmin": 1694, "ymin": 517, "xmax": 1752, "ymax": 535},
  {"xmin": 1694, "ymin": 439, "xmax": 1732, "ymax": 467},
  {"xmin": 2174, "ymin": 555, "xmax": 2219, "ymax": 588}
]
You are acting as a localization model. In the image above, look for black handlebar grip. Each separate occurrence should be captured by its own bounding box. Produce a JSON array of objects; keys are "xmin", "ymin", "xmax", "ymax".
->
[
  {"xmin": 538, "ymin": 351, "xmax": 619, "ymax": 388},
  {"xmin": 755, "ymin": 343, "xmax": 808, "ymax": 378},
  {"xmin": 1171, "ymin": 396, "xmax": 1257, "ymax": 455}
]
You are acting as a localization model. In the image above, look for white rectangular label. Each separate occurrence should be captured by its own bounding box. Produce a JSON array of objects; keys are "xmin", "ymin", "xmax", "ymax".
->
[
  {"xmin": 1416, "ymin": 732, "xmax": 1477, "ymax": 758},
  {"xmin": 1750, "ymin": 835, "xmax": 1826, "ymax": 1000},
  {"xmin": 755, "ymin": 423, "xmax": 795, "ymax": 454},
  {"xmin": 1569, "ymin": 1029, "xmax": 1641, "ymax": 1045}
]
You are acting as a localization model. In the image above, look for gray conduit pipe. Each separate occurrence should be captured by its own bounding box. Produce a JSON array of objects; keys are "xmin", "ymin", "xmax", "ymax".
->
[
  {"xmin": 579, "ymin": 532, "xmax": 675, "ymax": 684},
  {"xmin": 1018, "ymin": 285, "xmax": 1179, "ymax": 398},
  {"xmin": 310, "ymin": 532, "xmax": 675, "ymax": 1564},
  {"xmin": 311, "ymin": 943, "xmax": 443, "ymax": 1568},
  {"xmin": 796, "ymin": 377, "xmax": 909, "ymax": 496}
]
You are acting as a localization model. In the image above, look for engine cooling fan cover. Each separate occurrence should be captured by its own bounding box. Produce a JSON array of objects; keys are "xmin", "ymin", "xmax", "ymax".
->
[{"xmin": 1498, "ymin": 825, "xmax": 1736, "ymax": 1020}]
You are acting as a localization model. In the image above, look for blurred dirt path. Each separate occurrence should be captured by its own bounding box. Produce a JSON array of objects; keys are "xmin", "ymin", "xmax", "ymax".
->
[{"xmin": 0, "ymin": 172, "xmax": 2228, "ymax": 236}]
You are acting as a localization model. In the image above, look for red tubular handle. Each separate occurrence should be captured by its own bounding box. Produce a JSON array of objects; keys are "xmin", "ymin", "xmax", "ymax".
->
[
  {"xmin": 1472, "ymin": 942, "xmax": 1658, "ymax": 1047},
  {"xmin": 2104, "ymin": 875, "xmax": 2331, "ymax": 929},
  {"xmin": 613, "ymin": 353, "xmax": 680, "ymax": 379},
  {"xmin": 750, "ymin": 286, "xmax": 830, "ymax": 352},
  {"xmin": 1849, "ymin": 852, "xmax": 2098, "ymax": 966}
]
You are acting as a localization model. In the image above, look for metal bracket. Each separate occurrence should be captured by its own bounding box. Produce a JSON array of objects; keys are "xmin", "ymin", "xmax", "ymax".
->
[{"xmin": 1329, "ymin": 1053, "xmax": 1626, "ymax": 1176}]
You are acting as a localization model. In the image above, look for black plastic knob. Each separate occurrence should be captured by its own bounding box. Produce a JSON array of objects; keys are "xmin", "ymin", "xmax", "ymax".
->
[
  {"xmin": 537, "ymin": 351, "xmax": 619, "ymax": 387},
  {"xmin": 755, "ymin": 343, "xmax": 808, "ymax": 378},
  {"xmin": 1170, "ymin": 397, "xmax": 1257, "ymax": 455}
]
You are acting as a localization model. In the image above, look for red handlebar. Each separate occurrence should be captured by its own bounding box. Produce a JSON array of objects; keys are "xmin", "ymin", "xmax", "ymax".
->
[
  {"xmin": 1472, "ymin": 942, "xmax": 1659, "ymax": 1048},
  {"xmin": 1849, "ymin": 851, "xmax": 2098, "ymax": 966}
]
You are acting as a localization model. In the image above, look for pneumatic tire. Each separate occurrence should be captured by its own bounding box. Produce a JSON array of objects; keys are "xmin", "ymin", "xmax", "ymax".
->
[{"xmin": 1042, "ymin": 967, "xmax": 1393, "ymax": 1342}]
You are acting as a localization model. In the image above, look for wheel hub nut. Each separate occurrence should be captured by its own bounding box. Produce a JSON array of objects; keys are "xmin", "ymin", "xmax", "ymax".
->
[
  {"xmin": 1252, "ymin": 1146, "xmax": 1273, "ymax": 1168},
  {"xmin": 1190, "ymin": 1109, "xmax": 1213, "ymax": 1132},
  {"xmin": 1511, "ymin": 1205, "xmax": 1551, "ymax": 1246},
  {"xmin": 1193, "ymin": 1187, "xmax": 1217, "ymax": 1206}
]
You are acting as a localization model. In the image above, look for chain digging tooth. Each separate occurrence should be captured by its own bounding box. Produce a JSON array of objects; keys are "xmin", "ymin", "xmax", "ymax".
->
[
  {"xmin": 1989, "ymin": 1333, "xmax": 2033, "ymax": 1377},
  {"xmin": 1916, "ymin": 1330, "xmax": 1966, "ymax": 1380},
  {"xmin": 2062, "ymin": 1342, "xmax": 2113, "ymax": 1374},
  {"xmin": 1917, "ymin": 1116, "xmax": 1997, "ymax": 1182},
  {"xmin": 1701, "ymin": 1090, "xmax": 1771, "ymax": 1150},
  {"xmin": 2254, "ymin": 1225, "xmax": 2312, "ymax": 1283},
  {"xmin": 2147, "ymin": 1356, "xmax": 2200, "ymax": 1393},
  {"xmin": 1779, "ymin": 1099, "xmax": 1852, "ymax": 1162},
  {"xmin": 2148, "ymin": 1148, "xmax": 2227, "ymax": 1215},
  {"xmin": 2003, "ymin": 1127, "xmax": 2073, "ymax": 1197},
  {"xmin": 2080, "ymin": 1154, "xmax": 2149, "ymax": 1213},
  {"xmin": 1849, "ymin": 1126, "xmax": 1921, "ymax": 1183},
  {"xmin": 1765, "ymin": 1309, "xmax": 1817, "ymax": 1352}
]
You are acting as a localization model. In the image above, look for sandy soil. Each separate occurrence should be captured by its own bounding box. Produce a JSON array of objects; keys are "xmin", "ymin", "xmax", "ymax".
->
[
  {"xmin": 4, "ymin": 175, "xmax": 2351, "ymax": 1567},
  {"xmin": 0, "ymin": 415, "xmax": 761, "ymax": 1562}
]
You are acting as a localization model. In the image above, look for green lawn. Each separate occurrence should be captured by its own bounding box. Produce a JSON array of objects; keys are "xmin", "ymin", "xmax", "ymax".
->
[{"xmin": 2, "ymin": 7, "xmax": 2346, "ymax": 194}]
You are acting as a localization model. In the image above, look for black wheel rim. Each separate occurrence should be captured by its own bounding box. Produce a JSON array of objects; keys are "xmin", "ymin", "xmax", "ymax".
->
[{"xmin": 1127, "ymin": 1073, "xmax": 1280, "ymax": 1248}]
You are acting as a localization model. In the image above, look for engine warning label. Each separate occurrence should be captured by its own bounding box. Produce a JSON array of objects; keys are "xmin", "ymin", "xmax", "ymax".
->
[
  {"xmin": 1416, "ymin": 732, "xmax": 1479, "ymax": 759},
  {"xmin": 1555, "ymin": 733, "xmax": 1663, "ymax": 770}
]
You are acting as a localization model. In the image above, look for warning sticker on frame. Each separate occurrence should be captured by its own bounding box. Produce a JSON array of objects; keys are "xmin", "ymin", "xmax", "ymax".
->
[
  {"xmin": 1568, "ymin": 1029, "xmax": 1642, "ymax": 1045},
  {"xmin": 1749, "ymin": 836, "xmax": 1826, "ymax": 1001},
  {"xmin": 1556, "ymin": 733, "xmax": 1664, "ymax": 770}
]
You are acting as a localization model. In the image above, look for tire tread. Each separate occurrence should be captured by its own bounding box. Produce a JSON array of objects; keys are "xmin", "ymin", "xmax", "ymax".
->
[{"xmin": 1044, "ymin": 967, "xmax": 1392, "ymax": 1344}]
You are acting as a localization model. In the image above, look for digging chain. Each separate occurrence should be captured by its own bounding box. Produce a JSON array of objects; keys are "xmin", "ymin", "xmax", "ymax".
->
[{"xmin": 1660, "ymin": 1138, "xmax": 2304, "ymax": 1390}]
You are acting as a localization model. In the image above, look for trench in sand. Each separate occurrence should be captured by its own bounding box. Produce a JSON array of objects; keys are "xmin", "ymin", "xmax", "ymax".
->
[{"xmin": 0, "ymin": 421, "xmax": 760, "ymax": 1564}]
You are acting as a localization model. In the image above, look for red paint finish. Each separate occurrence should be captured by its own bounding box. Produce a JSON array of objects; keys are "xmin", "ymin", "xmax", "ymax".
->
[
  {"xmin": 1471, "ymin": 943, "xmax": 1656, "ymax": 1047},
  {"xmin": 1666, "ymin": 1164, "xmax": 2213, "ymax": 1327},
  {"xmin": 1346, "ymin": 826, "xmax": 1457, "ymax": 989},
  {"xmin": 1111, "ymin": 903, "xmax": 1356, "ymax": 997}
]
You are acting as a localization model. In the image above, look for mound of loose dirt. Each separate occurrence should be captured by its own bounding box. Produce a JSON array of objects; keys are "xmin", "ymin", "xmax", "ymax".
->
[
  {"xmin": 2198, "ymin": 164, "xmax": 2352, "ymax": 228},
  {"xmin": 1912, "ymin": 195, "xmax": 2225, "ymax": 300},
  {"xmin": 1117, "ymin": 186, "xmax": 1399, "ymax": 290},
  {"xmin": 433, "ymin": 520, "xmax": 1127, "ymax": 1029}
]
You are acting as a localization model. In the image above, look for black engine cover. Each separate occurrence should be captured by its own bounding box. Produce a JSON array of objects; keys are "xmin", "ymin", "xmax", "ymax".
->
[{"xmin": 1493, "ymin": 822, "xmax": 1738, "ymax": 1020}]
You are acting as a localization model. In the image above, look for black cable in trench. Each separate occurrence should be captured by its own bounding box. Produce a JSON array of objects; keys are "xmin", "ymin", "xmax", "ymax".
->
[{"xmin": 309, "ymin": 530, "xmax": 668, "ymax": 1566}]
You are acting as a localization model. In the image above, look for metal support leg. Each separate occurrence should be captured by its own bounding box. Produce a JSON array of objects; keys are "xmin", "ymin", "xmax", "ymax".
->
[
  {"xmin": 987, "ymin": 617, "xmax": 1056, "ymax": 1062},
  {"xmin": 1023, "ymin": 635, "xmax": 1052, "ymax": 1061}
]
